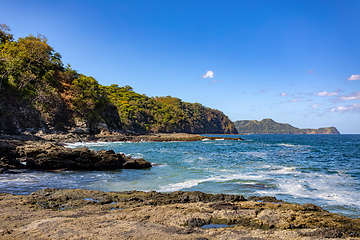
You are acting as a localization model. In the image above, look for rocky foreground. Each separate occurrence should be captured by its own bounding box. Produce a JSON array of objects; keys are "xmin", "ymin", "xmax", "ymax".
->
[{"xmin": 0, "ymin": 189, "xmax": 359, "ymax": 239}]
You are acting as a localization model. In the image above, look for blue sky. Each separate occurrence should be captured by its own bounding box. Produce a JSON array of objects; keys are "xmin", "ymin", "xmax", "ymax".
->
[{"xmin": 2, "ymin": 0, "xmax": 360, "ymax": 133}]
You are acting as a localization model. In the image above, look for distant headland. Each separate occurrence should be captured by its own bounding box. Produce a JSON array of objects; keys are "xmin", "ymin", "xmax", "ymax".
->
[{"xmin": 234, "ymin": 118, "xmax": 340, "ymax": 134}]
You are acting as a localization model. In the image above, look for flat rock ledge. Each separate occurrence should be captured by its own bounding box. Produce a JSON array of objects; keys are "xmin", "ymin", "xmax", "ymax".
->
[
  {"xmin": 0, "ymin": 140, "xmax": 151, "ymax": 171},
  {"xmin": 0, "ymin": 132, "xmax": 243, "ymax": 143},
  {"xmin": 0, "ymin": 189, "xmax": 359, "ymax": 239}
]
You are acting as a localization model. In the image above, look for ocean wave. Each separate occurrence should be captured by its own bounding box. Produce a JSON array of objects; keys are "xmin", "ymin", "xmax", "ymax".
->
[
  {"xmin": 64, "ymin": 141, "xmax": 122, "ymax": 149},
  {"xmin": 277, "ymin": 143, "xmax": 296, "ymax": 147},
  {"xmin": 159, "ymin": 173, "xmax": 268, "ymax": 192},
  {"xmin": 256, "ymin": 170, "xmax": 360, "ymax": 209}
]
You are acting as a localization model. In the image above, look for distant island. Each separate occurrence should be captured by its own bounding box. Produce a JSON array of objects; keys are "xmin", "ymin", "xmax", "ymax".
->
[{"xmin": 234, "ymin": 118, "xmax": 340, "ymax": 134}]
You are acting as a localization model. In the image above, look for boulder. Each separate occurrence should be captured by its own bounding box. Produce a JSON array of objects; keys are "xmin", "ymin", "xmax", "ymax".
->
[
  {"xmin": 1, "ymin": 139, "xmax": 151, "ymax": 171},
  {"xmin": 123, "ymin": 158, "xmax": 152, "ymax": 169},
  {"xmin": 23, "ymin": 143, "xmax": 151, "ymax": 170}
]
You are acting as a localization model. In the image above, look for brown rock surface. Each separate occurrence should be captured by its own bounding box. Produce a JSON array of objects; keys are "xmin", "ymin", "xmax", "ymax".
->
[{"xmin": 0, "ymin": 189, "xmax": 359, "ymax": 239}]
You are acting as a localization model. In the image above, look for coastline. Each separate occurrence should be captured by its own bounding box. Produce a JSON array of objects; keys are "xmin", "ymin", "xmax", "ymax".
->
[
  {"xmin": 1, "ymin": 188, "xmax": 359, "ymax": 239},
  {"xmin": 0, "ymin": 132, "xmax": 243, "ymax": 143},
  {"xmin": 1, "ymin": 132, "xmax": 359, "ymax": 239}
]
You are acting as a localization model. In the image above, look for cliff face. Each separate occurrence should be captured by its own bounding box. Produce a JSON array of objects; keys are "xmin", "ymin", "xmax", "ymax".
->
[{"xmin": 234, "ymin": 118, "xmax": 340, "ymax": 134}]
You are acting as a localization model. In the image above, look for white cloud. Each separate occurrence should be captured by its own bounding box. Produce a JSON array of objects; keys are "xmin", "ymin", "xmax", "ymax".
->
[
  {"xmin": 314, "ymin": 91, "xmax": 338, "ymax": 97},
  {"xmin": 347, "ymin": 74, "xmax": 360, "ymax": 81},
  {"xmin": 280, "ymin": 92, "xmax": 288, "ymax": 96},
  {"xmin": 331, "ymin": 103, "xmax": 360, "ymax": 113},
  {"xmin": 289, "ymin": 99, "xmax": 302, "ymax": 102},
  {"xmin": 202, "ymin": 71, "xmax": 214, "ymax": 78},
  {"xmin": 339, "ymin": 92, "xmax": 360, "ymax": 101}
]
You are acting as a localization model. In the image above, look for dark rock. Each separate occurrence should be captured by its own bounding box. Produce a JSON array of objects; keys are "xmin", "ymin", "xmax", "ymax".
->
[
  {"xmin": 247, "ymin": 196, "xmax": 283, "ymax": 203},
  {"xmin": 186, "ymin": 218, "xmax": 207, "ymax": 227},
  {"xmin": 302, "ymin": 203, "xmax": 324, "ymax": 212},
  {"xmin": 1, "ymin": 139, "xmax": 151, "ymax": 171},
  {"xmin": 19, "ymin": 142, "xmax": 151, "ymax": 170},
  {"xmin": 0, "ymin": 156, "xmax": 27, "ymax": 169},
  {"xmin": 209, "ymin": 202, "xmax": 238, "ymax": 210},
  {"xmin": 123, "ymin": 158, "xmax": 152, "ymax": 169}
]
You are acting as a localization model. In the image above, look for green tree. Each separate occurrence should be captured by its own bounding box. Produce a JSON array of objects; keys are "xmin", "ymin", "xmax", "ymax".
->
[
  {"xmin": 0, "ymin": 24, "xmax": 13, "ymax": 45},
  {"xmin": 0, "ymin": 33, "xmax": 62, "ymax": 93}
]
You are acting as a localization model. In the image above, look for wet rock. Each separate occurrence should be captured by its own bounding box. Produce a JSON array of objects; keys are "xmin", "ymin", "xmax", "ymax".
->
[
  {"xmin": 247, "ymin": 196, "xmax": 283, "ymax": 203},
  {"xmin": 186, "ymin": 218, "xmax": 207, "ymax": 227},
  {"xmin": 0, "ymin": 156, "xmax": 27, "ymax": 169},
  {"xmin": 209, "ymin": 202, "xmax": 238, "ymax": 210},
  {"xmin": 122, "ymin": 158, "xmax": 151, "ymax": 169},
  {"xmin": 1, "ymin": 140, "xmax": 151, "ymax": 170},
  {"xmin": 302, "ymin": 203, "xmax": 324, "ymax": 212}
]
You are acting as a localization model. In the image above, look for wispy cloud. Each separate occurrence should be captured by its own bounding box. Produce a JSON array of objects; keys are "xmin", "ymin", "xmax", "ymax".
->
[
  {"xmin": 347, "ymin": 74, "xmax": 360, "ymax": 81},
  {"xmin": 314, "ymin": 91, "xmax": 339, "ymax": 97},
  {"xmin": 202, "ymin": 71, "xmax": 214, "ymax": 78},
  {"xmin": 339, "ymin": 92, "xmax": 360, "ymax": 101},
  {"xmin": 331, "ymin": 103, "xmax": 360, "ymax": 113},
  {"xmin": 280, "ymin": 92, "xmax": 288, "ymax": 96}
]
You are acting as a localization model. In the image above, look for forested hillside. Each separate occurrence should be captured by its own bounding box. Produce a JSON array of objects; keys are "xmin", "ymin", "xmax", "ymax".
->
[
  {"xmin": 234, "ymin": 119, "xmax": 339, "ymax": 134},
  {"xmin": 0, "ymin": 24, "xmax": 237, "ymax": 134}
]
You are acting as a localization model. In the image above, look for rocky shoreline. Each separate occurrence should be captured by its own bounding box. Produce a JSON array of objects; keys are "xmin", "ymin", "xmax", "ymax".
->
[
  {"xmin": 0, "ymin": 132, "xmax": 241, "ymax": 172},
  {"xmin": 1, "ymin": 132, "xmax": 359, "ymax": 239},
  {"xmin": 0, "ymin": 188, "xmax": 359, "ymax": 239}
]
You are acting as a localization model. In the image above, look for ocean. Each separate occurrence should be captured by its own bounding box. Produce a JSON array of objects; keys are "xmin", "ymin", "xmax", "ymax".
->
[{"xmin": 1, "ymin": 134, "xmax": 359, "ymax": 218}]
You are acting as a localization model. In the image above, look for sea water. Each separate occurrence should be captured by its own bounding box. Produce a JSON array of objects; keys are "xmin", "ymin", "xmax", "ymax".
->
[{"xmin": 0, "ymin": 134, "xmax": 359, "ymax": 218}]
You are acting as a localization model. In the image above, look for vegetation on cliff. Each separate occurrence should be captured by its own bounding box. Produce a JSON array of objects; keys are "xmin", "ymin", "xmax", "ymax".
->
[
  {"xmin": 234, "ymin": 118, "xmax": 340, "ymax": 134},
  {"xmin": 0, "ymin": 24, "xmax": 237, "ymax": 134},
  {"xmin": 105, "ymin": 84, "xmax": 237, "ymax": 133}
]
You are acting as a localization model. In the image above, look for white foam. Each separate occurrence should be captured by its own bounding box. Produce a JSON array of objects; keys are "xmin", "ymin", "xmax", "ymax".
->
[
  {"xmin": 256, "ymin": 169, "xmax": 360, "ymax": 209},
  {"xmin": 64, "ymin": 141, "xmax": 119, "ymax": 149},
  {"xmin": 159, "ymin": 173, "xmax": 268, "ymax": 192},
  {"xmin": 278, "ymin": 143, "xmax": 296, "ymax": 147}
]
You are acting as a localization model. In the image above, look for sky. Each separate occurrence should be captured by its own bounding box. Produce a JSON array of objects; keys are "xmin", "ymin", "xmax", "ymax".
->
[{"xmin": 1, "ymin": 0, "xmax": 360, "ymax": 133}]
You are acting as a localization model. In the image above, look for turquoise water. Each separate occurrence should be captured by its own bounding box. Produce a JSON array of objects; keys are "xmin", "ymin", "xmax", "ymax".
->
[{"xmin": 1, "ymin": 134, "xmax": 359, "ymax": 218}]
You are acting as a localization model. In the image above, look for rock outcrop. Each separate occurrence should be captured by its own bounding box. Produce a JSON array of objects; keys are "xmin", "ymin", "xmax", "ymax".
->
[{"xmin": 0, "ymin": 139, "xmax": 151, "ymax": 171}]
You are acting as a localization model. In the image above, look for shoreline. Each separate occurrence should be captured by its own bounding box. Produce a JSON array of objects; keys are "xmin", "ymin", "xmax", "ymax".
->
[
  {"xmin": 0, "ymin": 132, "xmax": 243, "ymax": 143},
  {"xmin": 0, "ymin": 188, "xmax": 359, "ymax": 239},
  {"xmin": 1, "ymin": 132, "xmax": 359, "ymax": 239},
  {"xmin": 0, "ymin": 188, "xmax": 360, "ymax": 239}
]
